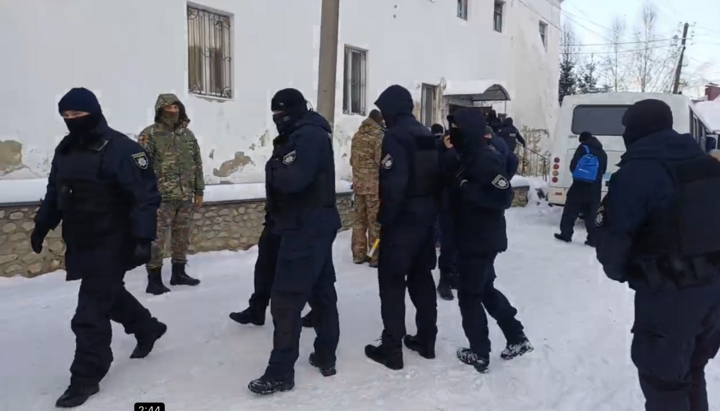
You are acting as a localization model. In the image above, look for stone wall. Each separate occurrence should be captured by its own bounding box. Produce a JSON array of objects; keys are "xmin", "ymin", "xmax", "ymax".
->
[
  {"xmin": 0, "ymin": 185, "xmax": 529, "ymax": 278},
  {"xmin": 0, "ymin": 195, "xmax": 352, "ymax": 278}
]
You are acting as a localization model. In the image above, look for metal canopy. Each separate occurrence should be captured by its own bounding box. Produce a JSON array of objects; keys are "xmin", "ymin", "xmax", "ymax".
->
[{"xmin": 443, "ymin": 80, "xmax": 511, "ymax": 102}]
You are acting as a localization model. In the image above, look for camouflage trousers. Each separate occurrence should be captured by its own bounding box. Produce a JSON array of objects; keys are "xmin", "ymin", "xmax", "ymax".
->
[
  {"xmin": 147, "ymin": 200, "xmax": 194, "ymax": 269},
  {"xmin": 351, "ymin": 194, "xmax": 381, "ymax": 264}
]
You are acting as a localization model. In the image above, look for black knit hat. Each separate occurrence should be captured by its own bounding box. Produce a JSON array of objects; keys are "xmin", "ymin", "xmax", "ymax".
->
[
  {"xmin": 271, "ymin": 88, "xmax": 307, "ymax": 112},
  {"xmin": 58, "ymin": 87, "xmax": 102, "ymax": 115},
  {"xmin": 621, "ymin": 99, "xmax": 673, "ymax": 145},
  {"xmin": 431, "ymin": 124, "xmax": 444, "ymax": 134},
  {"xmin": 579, "ymin": 131, "xmax": 592, "ymax": 142}
]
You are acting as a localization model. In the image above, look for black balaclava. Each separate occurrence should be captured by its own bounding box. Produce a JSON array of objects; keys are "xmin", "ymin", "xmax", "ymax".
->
[
  {"xmin": 621, "ymin": 99, "xmax": 673, "ymax": 147},
  {"xmin": 58, "ymin": 87, "xmax": 103, "ymax": 138},
  {"xmin": 271, "ymin": 88, "xmax": 308, "ymax": 135}
]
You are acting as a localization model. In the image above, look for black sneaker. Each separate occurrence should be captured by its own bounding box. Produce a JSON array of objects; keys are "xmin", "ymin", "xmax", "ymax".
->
[
  {"xmin": 130, "ymin": 321, "xmax": 167, "ymax": 359},
  {"xmin": 309, "ymin": 352, "xmax": 337, "ymax": 377},
  {"xmin": 170, "ymin": 263, "xmax": 200, "ymax": 286},
  {"xmin": 146, "ymin": 268, "xmax": 170, "ymax": 295},
  {"xmin": 247, "ymin": 376, "xmax": 294, "ymax": 395},
  {"xmin": 554, "ymin": 233, "xmax": 571, "ymax": 243},
  {"xmin": 456, "ymin": 348, "xmax": 489, "ymax": 373},
  {"xmin": 364, "ymin": 343, "xmax": 403, "ymax": 370},
  {"xmin": 55, "ymin": 383, "xmax": 99, "ymax": 408},
  {"xmin": 229, "ymin": 307, "xmax": 265, "ymax": 326},
  {"xmin": 500, "ymin": 336, "xmax": 534, "ymax": 360},
  {"xmin": 403, "ymin": 335, "xmax": 436, "ymax": 359}
]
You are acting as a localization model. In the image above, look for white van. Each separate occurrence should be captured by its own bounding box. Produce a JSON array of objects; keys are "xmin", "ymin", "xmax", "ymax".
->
[{"xmin": 547, "ymin": 92, "xmax": 718, "ymax": 206}]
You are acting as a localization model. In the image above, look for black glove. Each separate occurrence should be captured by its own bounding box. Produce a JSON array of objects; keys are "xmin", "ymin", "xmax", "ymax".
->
[
  {"xmin": 132, "ymin": 241, "xmax": 152, "ymax": 266},
  {"xmin": 30, "ymin": 228, "xmax": 47, "ymax": 254}
]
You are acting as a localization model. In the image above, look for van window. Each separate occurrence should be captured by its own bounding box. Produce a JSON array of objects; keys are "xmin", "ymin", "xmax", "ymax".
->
[{"xmin": 571, "ymin": 105, "xmax": 630, "ymax": 136}]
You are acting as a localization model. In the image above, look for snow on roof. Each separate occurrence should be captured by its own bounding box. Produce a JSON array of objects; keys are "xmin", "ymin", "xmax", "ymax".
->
[
  {"xmin": 444, "ymin": 79, "xmax": 511, "ymax": 101},
  {"xmin": 694, "ymin": 101, "xmax": 720, "ymax": 132},
  {"xmin": 0, "ymin": 179, "xmax": 353, "ymax": 205}
]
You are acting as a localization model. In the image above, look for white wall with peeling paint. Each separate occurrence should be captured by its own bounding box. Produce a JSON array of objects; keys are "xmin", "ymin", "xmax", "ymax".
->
[{"xmin": 0, "ymin": 0, "xmax": 560, "ymax": 190}]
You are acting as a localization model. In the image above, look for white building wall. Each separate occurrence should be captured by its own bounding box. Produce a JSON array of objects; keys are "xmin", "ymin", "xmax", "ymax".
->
[{"xmin": 0, "ymin": 0, "xmax": 561, "ymax": 187}]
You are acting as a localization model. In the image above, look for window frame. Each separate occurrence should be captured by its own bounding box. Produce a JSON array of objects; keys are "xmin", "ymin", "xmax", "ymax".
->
[
  {"xmin": 457, "ymin": 0, "xmax": 469, "ymax": 21},
  {"xmin": 539, "ymin": 21, "xmax": 548, "ymax": 49},
  {"xmin": 570, "ymin": 104, "xmax": 631, "ymax": 136},
  {"xmin": 420, "ymin": 84, "xmax": 438, "ymax": 127},
  {"xmin": 493, "ymin": 1, "xmax": 504, "ymax": 33},
  {"xmin": 343, "ymin": 45, "xmax": 368, "ymax": 116},
  {"xmin": 187, "ymin": 3, "xmax": 234, "ymax": 100}
]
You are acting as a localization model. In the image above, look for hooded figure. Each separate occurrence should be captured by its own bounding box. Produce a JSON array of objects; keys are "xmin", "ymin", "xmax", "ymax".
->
[
  {"xmin": 595, "ymin": 100, "xmax": 720, "ymax": 411},
  {"xmin": 364, "ymin": 85, "xmax": 441, "ymax": 372},
  {"xmin": 33, "ymin": 88, "xmax": 166, "ymax": 408},
  {"xmin": 497, "ymin": 117, "xmax": 526, "ymax": 152},
  {"xmin": 554, "ymin": 130, "xmax": 608, "ymax": 245},
  {"xmin": 247, "ymin": 87, "xmax": 341, "ymax": 396},
  {"xmin": 138, "ymin": 93, "xmax": 204, "ymax": 295},
  {"xmin": 444, "ymin": 108, "xmax": 533, "ymax": 373}
]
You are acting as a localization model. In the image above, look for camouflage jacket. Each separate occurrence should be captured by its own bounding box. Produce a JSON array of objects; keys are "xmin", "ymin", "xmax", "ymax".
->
[
  {"xmin": 139, "ymin": 94, "xmax": 205, "ymax": 201},
  {"xmin": 350, "ymin": 117, "xmax": 384, "ymax": 195}
]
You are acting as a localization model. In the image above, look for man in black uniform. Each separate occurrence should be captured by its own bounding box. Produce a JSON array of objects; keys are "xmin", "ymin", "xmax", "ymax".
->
[
  {"xmin": 444, "ymin": 109, "xmax": 532, "ymax": 373},
  {"xmin": 247, "ymin": 89, "xmax": 341, "ymax": 395},
  {"xmin": 31, "ymin": 88, "xmax": 166, "ymax": 408},
  {"xmin": 364, "ymin": 85, "xmax": 440, "ymax": 370},
  {"xmin": 595, "ymin": 99, "xmax": 720, "ymax": 411}
]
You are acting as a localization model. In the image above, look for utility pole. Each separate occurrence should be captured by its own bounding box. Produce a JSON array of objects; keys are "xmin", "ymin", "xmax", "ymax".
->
[
  {"xmin": 316, "ymin": 0, "xmax": 340, "ymax": 129},
  {"xmin": 672, "ymin": 22, "xmax": 690, "ymax": 94}
]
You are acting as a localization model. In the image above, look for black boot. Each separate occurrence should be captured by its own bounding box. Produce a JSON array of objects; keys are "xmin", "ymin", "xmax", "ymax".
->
[
  {"xmin": 302, "ymin": 311, "xmax": 314, "ymax": 328},
  {"xmin": 55, "ymin": 383, "xmax": 99, "ymax": 408},
  {"xmin": 247, "ymin": 376, "xmax": 294, "ymax": 395},
  {"xmin": 403, "ymin": 335, "xmax": 436, "ymax": 359},
  {"xmin": 364, "ymin": 343, "xmax": 403, "ymax": 370},
  {"xmin": 437, "ymin": 272, "xmax": 454, "ymax": 301},
  {"xmin": 146, "ymin": 267, "xmax": 170, "ymax": 295},
  {"xmin": 170, "ymin": 262, "xmax": 200, "ymax": 286},
  {"xmin": 229, "ymin": 306, "xmax": 265, "ymax": 326},
  {"xmin": 554, "ymin": 233, "xmax": 571, "ymax": 243},
  {"xmin": 456, "ymin": 348, "xmax": 490, "ymax": 373},
  {"xmin": 500, "ymin": 334, "xmax": 534, "ymax": 360},
  {"xmin": 130, "ymin": 321, "xmax": 167, "ymax": 359},
  {"xmin": 309, "ymin": 352, "xmax": 337, "ymax": 377}
]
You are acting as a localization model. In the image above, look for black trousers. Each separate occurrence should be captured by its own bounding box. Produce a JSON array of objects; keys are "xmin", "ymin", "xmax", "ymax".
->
[
  {"xmin": 264, "ymin": 230, "xmax": 339, "ymax": 380},
  {"xmin": 377, "ymin": 225, "xmax": 438, "ymax": 349},
  {"xmin": 248, "ymin": 226, "xmax": 282, "ymax": 311},
  {"xmin": 559, "ymin": 182, "xmax": 602, "ymax": 242},
  {"xmin": 69, "ymin": 274, "xmax": 155, "ymax": 386}
]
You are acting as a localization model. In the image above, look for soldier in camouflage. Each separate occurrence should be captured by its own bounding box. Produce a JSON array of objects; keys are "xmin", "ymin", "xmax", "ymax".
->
[
  {"xmin": 139, "ymin": 94, "xmax": 204, "ymax": 295},
  {"xmin": 350, "ymin": 109, "xmax": 384, "ymax": 267}
]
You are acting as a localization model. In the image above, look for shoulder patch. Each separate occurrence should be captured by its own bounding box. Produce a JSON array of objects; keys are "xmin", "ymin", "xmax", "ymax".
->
[
  {"xmin": 595, "ymin": 204, "xmax": 605, "ymax": 227},
  {"xmin": 491, "ymin": 174, "xmax": 510, "ymax": 189},
  {"xmin": 381, "ymin": 154, "xmax": 393, "ymax": 170},
  {"xmin": 282, "ymin": 150, "xmax": 297, "ymax": 165},
  {"xmin": 132, "ymin": 152, "xmax": 149, "ymax": 169}
]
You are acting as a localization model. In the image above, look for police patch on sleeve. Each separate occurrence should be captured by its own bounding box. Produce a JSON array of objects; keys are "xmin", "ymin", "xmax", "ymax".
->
[
  {"xmin": 381, "ymin": 154, "xmax": 393, "ymax": 170},
  {"xmin": 595, "ymin": 204, "xmax": 605, "ymax": 227},
  {"xmin": 491, "ymin": 174, "xmax": 510, "ymax": 189},
  {"xmin": 132, "ymin": 152, "xmax": 149, "ymax": 169},
  {"xmin": 282, "ymin": 150, "xmax": 296, "ymax": 165}
]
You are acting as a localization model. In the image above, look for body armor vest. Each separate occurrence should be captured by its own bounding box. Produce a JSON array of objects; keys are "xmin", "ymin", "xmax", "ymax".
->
[{"xmin": 633, "ymin": 154, "xmax": 720, "ymax": 288}]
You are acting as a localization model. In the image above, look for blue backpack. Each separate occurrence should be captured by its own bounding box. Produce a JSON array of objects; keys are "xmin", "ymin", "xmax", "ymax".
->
[{"xmin": 572, "ymin": 145, "xmax": 600, "ymax": 182}]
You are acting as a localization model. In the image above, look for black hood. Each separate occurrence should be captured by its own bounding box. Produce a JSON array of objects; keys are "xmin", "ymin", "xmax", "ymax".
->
[
  {"xmin": 621, "ymin": 99, "xmax": 673, "ymax": 146},
  {"xmin": 375, "ymin": 85, "xmax": 414, "ymax": 127},
  {"xmin": 294, "ymin": 111, "xmax": 332, "ymax": 134},
  {"xmin": 620, "ymin": 129, "xmax": 704, "ymax": 166},
  {"xmin": 503, "ymin": 117, "xmax": 514, "ymax": 126},
  {"xmin": 581, "ymin": 135, "xmax": 604, "ymax": 150},
  {"xmin": 449, "ymin": 109, "xmax": 488, "ymax": 153}
]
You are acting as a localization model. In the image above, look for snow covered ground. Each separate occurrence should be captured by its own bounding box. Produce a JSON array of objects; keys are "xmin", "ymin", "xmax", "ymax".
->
[{"xmin": 1, "ymin": 204, "xmax": 718, "ymax": 411}]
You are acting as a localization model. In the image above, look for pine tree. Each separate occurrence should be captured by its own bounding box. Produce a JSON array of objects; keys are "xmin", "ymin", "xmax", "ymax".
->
[
  {"xmin": 578, "ymin": 59, "xmax": 599, "ymax": 94},
  {"xmin": 559, "ymin": 58, "xmax": 577, "ymax": 104}
]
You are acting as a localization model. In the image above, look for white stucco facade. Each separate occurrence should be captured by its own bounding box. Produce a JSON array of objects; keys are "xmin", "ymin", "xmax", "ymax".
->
[{"xmin": 0, "ymin": 0, "xmax": 561, "ymax": 186}]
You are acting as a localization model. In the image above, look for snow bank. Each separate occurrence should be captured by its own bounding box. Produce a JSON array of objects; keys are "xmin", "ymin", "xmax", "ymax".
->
[{"xmin": 0, "ymin": 179, "xmax": 353, "ymax": 204}]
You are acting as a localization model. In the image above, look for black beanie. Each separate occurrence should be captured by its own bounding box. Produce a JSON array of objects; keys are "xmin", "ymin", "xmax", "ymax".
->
[
  {"xmin": 621, "ymin": 99, "xmax": 673, "ymax": 146},
  {"xmin": 431, "ymin": 124, "xmax": 444, "ymax": 134},
  {"xmin": 58, "ymin": 88, "xmax": 102, "ymax": 115},
  {"xmin": 579, "ymin": 131, "xmax": 592, "ymax": 142},
  {"xmin": 271, "ymin": 88, "xmax": 307, "ymax": 113}
]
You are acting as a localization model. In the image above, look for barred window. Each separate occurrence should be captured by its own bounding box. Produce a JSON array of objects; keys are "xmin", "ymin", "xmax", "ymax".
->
[
  {"xmin": 343, "ymin": 46, "xmax": 367, "ymax": 116},
  {"xmin": 187, "ymin": 5, "xmax": 233, "ymax": 99},
  {"xmin": 493, "ymin": 1, "xmax": 504, "ymax": 32},
  {"xmin": 457, "ymin": 0, "xmax": 468, "ymax": 20}
]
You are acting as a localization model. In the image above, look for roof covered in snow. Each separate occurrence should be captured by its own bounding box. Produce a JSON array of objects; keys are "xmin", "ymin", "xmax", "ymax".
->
[{"xmin": 694, "ymin": 101, "xmax": 720, "ymax": 132}]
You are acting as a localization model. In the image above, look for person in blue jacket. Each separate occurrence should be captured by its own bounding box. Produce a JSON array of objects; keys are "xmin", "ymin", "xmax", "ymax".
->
[
  {"xmin": 31, "ymin": 88, "xmax": 166, "ymax": 408},
  {"xmin": 247, "ymin": 88, "xmax": 341, "ymax": 395},
  {"xmin": 364, "ymin": 85, "xmax": 440, "ymax": 370},
  {"xmin": 443, "ymin": 108, "xmax": 533, "ymax": 373},
  {"xmin": 595, "ymin": 99, "xmax": 720, "ymax": 411}
]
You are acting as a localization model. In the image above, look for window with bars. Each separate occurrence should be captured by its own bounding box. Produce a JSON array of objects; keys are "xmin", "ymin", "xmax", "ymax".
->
[
  {"xmin": 421, "ymin": 84, "xmax": 438, "ymax": 127},
  {"xmin": 187, "ymin": 5, "xmax": 233, "ymax": 99},
  {"xmin": 343, "ymin": 46, "xmax": 367, "ymax": 116},
  {"xmin": 457, "ymin": 0, "xmax": 468, "ymax": 20},
  {"xmin": 493, "ymin": 1, "xmax": 504, "ymax": 32},
  {"xmin": 539, "ymin": 21, "xmax": 548, "ymax": 49}
]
